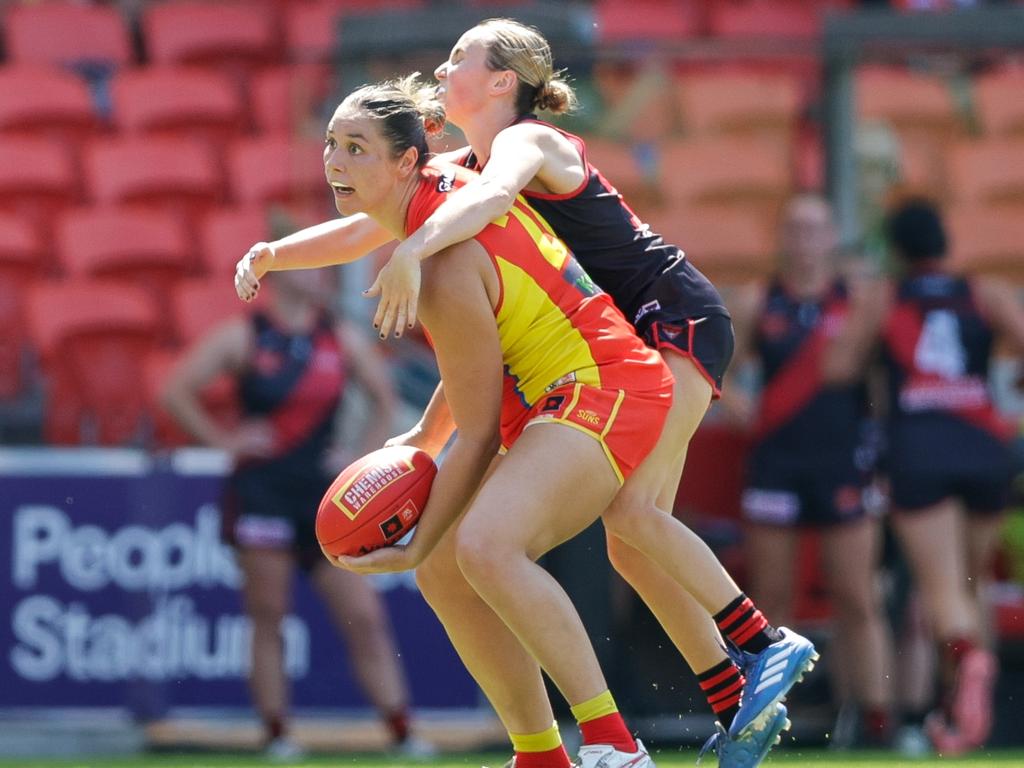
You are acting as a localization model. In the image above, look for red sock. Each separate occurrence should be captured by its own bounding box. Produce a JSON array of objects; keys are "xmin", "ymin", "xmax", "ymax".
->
[
  {"xmin": 264, "ymin": 714, "xmax": 285, "ymax": 743},
  {"xmin": 514, "ymin": 744, "xmax": 572, "ymax": 768},
  {"xmin": 944, "ymin": 636, "xmax": 975, "ymax": 668},
  {"xmin": 579, "ymin": 712, "xmax": 637, "ymax": 754},
  {"xmin": 864, "ymin": 707, "xmax": 892, "ymax": 746},
  {"xmin": 385, "ymin": 709, "xmax": 410, "ymax": 743}
]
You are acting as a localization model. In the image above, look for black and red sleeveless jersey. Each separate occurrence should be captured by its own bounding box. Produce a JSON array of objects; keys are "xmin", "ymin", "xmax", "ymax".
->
[
  {"xmin": 457, "ymin": 117, "xmax": 726, "ymax": 323},
  {"xmin": 238, "ymin": 311, "xmax": 347, "ymax": 472},
  {"xmin": 881, "ymin": 271, "xmax": 1011, "ymax": 439},
  {"xmin": 753, "ymin": 280, "xmax": 867, "ymax": 451}
]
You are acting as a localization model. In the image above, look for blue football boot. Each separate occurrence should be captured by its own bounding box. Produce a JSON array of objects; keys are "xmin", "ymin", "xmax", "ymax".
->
[
  {"xmin": 729, "ymin": 627, "xmax": 818, "ymax": 738},
  {"xmin": 697, "ymin": 703, "xmax": 789, "ymax": 767}
]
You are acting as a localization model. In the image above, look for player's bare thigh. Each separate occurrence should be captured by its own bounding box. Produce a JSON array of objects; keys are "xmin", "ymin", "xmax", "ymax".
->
[
  {"xmin": 604, "ymin": 352, "xmax": 712, "ymax": 526},
  {"xmin": 457, "ymin": 422, "xmax": 621, "ymax": 563}
]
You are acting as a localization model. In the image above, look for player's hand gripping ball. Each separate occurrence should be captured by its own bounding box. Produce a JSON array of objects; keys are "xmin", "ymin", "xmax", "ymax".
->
[{"xmin": 316, "ymin": 445, "xmax": 437, "ymax": 557}]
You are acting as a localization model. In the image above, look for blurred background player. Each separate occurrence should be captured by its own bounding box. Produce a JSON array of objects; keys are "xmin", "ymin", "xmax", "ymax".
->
[
  {"xmin": 724, "ymin": 194, "xmax": 894, "ymax": 747},
  {"xmin": 879, "ymin": 198, "xmax": 1024, "ymax": 755},
  {"xmin": 236, "ymin": 20, "xmax": 815, "ymax": 765},
  {"xmin": 160, "ymin": 267, "xmax": 433, "ymax": 760}
]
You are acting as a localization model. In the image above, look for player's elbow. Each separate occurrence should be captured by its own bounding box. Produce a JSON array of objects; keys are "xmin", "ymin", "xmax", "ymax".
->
[{"xmin": 477, "ymin": 179, "xmax": 517, "ymax": 218}]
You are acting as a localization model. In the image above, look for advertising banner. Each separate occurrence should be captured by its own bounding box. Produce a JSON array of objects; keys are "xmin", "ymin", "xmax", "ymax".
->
[{"xmin": 0, "ymin": 449, "xmax": 479, "ymax": 714}]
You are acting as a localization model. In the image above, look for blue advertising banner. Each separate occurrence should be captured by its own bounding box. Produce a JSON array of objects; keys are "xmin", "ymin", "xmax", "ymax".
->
[{"xmin": 0, "ymin": 449, "xmax": 479, "ymax": 714}]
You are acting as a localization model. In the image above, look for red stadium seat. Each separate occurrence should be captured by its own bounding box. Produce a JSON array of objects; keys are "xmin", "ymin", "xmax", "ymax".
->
[
  {"xmin": 583, "ymin": 138, "xmax": 651, "ymax": 188},
  {"xmin": 110, "ymin": 67, "xmax": 244, "ymax": 149},
  {"xmin": 947, "ymin": 205, "xmax": 1024, "ymax": 282},
  {"xmin": 947, "ymin": 139, "xmax": 1024, "ymax": 207},
  {"xmin": 173, "ymin": 278, "xmax": 256, "ymax": 347},
  {"xmin": 0, "ymin": 213, "xmax": 44, "ymax": 399},
  {"xmin": 143, "ymin": 0, "xmax": 278, "ymax": 69},
  {"xmin": 857, "ymin": 66, "xmax": 964, "ymax": 149},
  {"xmin": 657, "ymin": 136, "xmax": 791, "ymax": 210},
  {"xmin": 146, "ymin": 347, "xmax": 240, "ymax": 448},
  {"xmin": 201, "ymin": 206, "xmax": 273, "ymax": 277},
  {"xmin": 28, "ymin": 281, "xmax": 159, "ymax": 445},
  {"xmin": 592, "ymin": 61, "xmax": 679, "ymax": 142},
  {"xmin": 649, "ymin": 204, "xmax": 776, "ymax": 283},
  {"xmin": 974, "ymin": 69, "xmax": 1024, "ymax": 138},
  {"xmin": 83, "ymin": 136, "xmax": 223, "ymax": 221},
  {"xmin": 227, "ymin": 135, "xmax": 331, "ymax": 214},
  {"xmin": 593, "ymin": 0, "xmax": 704, "ymax": 43},
  {"xmin": 250, "ymin": 64, "xmax": 334, "ymax": 135},
  {"xmin": 0, "ymin": 66, "xmax": 100, "ymax": 142},
  {"xmin": 707, "ymin": 0, "xmax": 851, "ymax": 39},
  {"xmin": 675, "ymin": 71, "xmax": 802, "ymax": 138},
  {"xmin": 56, "ymin": 207, "xmax": 193, "ymax": 340},
  {"xmin": 285, "ymin": 0, "xmax": 434, "ymax": 65},
  {"xmin": 2, "ymin": 1, "xmax": 133, "ymax": 68},
  {"xmin": 0, "ymin": 137, "xmax": 79, "ymax": 239},
  {"xmin": 582, "ymin": 137, "xmax": 660, "ymax": 208},
  {"xmin": 284, "ymin": 0, "xmax": 350, "ymax": 64}
]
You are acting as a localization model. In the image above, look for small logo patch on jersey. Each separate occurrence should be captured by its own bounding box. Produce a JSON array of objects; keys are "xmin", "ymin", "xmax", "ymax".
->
[
  {"xmin": 540, "ymin": 394, "xmax": 566, "ymax": 413},
  {"xmin": 545, "ymin": 372, "xmax": 577, "ymax": 392},
  {"xmin": 576, "ymin": 408, "xmax": 601, "ymax": 426},
  {"xmin": 634, "ymin": 300, "xmax": 661, "ymax": 324},
  {"xmin": 659, "ymin": 323, "xmax": 683, "ymax": 341},
  {"xmin": 437, "ymin": 171, "xmax": 455, "ymax": 193}
]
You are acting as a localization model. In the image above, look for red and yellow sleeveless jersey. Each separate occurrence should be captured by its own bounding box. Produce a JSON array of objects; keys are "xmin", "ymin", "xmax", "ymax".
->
[{"xmin": 405, "ymin": 161, "xmax": 671, "ymax": 442}]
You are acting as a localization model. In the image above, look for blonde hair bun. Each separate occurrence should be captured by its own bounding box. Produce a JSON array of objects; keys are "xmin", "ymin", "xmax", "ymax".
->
[{"xmin": 536, "ymin": 78, "xmax": 575, "ymax": 114}]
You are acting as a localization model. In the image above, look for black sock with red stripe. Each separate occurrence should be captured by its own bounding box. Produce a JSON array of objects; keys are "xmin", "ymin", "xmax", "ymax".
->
[
  {"xmin": 714, "ymin": 594, "xmax": 782, "ymax": 654},
  {"xmin": 697, "ymin": 658, "xmax": 744, "ymax": 729}
]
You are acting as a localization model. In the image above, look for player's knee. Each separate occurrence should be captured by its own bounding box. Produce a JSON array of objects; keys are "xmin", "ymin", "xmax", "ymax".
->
[
  {"xmin": 246, "ymin": 597, "xmax": 287, "ymax": 627},
  {"xmin": 454, "ymin": 523, "xmax": 505, "ymax": 589},
  {"xmin": 832, "ymin": 584, "xmax": 877, "ymax": 625},
  {"xmin": 602, "ymin": 488, "xmax": 655, "ymax": 543},
  {"xmin": 605, "ymin": 532, "xmax": 637, "ymax": 575},
  {"xmin": 415, "ymin": 550, "xmax": 463, "ymax": 604}
]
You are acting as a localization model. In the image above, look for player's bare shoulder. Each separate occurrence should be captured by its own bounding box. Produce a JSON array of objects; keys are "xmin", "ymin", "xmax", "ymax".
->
[{"xmin": 500, "ymin": 122, "xmax": 584, "ymax": 193}]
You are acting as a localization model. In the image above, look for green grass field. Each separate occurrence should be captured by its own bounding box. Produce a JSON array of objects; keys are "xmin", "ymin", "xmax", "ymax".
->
[{"xmin": 3, "ymin": 751, "xmax": 1024, "ymax": 768}]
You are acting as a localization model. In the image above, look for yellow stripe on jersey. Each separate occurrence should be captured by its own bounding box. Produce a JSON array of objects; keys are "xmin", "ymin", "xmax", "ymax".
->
[
  {"xmin": 494, "ymin": 256, "xmax": 602, "ymax": 405},
  {"xmin": 506, "ymin": 204, "xmax": 568, "ymax": 272}
]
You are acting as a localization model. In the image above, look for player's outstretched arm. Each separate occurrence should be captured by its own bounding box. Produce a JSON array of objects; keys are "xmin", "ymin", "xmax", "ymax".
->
[
  {"xmin": 337, "ymin": 241, "xmax": 502, "ymax": 574},
  {"xmin": 235, "ymin": 213, "xmax": 395, "ymax": 302},
  {"xmin": 367, "ymin": 124, "xmax": 549, "ymax": 337}
]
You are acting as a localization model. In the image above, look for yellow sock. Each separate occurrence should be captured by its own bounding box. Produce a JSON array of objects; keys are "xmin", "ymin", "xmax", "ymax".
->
[
  {"xmin": 570, "ymin": 690, "xmax": 618, "ymax": 724},
  {"xmin": 509, "ymin": 721, "xmax": 563, "ymax": 753}
]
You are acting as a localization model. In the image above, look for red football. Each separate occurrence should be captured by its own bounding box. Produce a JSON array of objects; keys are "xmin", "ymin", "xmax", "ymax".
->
[{"xmin": 316, "ymin": 445, "xmax": 437, "ymax": 557}]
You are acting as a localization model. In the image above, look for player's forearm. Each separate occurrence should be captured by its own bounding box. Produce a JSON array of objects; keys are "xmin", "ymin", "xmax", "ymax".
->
[
  {"xmin": 403, "ymin": 180, "xmax": 515, "ymax": 262},
  {"xmin": 407, "ymin": 432, "xmax": 500, "ymax": 562},
  {"xmin": 359, "ymin": 397, "xmax": 397, "ymax": 454},
  {"xmin": 416, "ymin": 383, "xmax": 456, "ymax": 454},
  {"xmin": 160, "ymin": 388, "xmax": 231, "ymax": 449},
  {"xmin": 269, "ymin": 214, "xmax": 394, "ymax": 270}
]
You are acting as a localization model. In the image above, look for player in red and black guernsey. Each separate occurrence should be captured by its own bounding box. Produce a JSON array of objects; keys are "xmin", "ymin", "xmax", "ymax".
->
[
  {"xmin": 160, "ymin": 268, "xmax": 433, "ymax": 760},
  {"xmin": 726, "ymin": 195, "xmax": 894, "ymax": 747},
  {"xmin": 878, "ymin": 199, "xmax": 1024, "ymax": 755},
  {"xmin": 234, "ymin": 21, "xmax": 813, "ymax": 766}
]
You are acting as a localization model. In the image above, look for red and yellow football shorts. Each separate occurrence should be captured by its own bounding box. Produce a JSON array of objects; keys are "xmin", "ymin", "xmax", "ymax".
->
[{"xmin": 503, "ymin": 381, "xmax": 672, "ymax": 484}]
